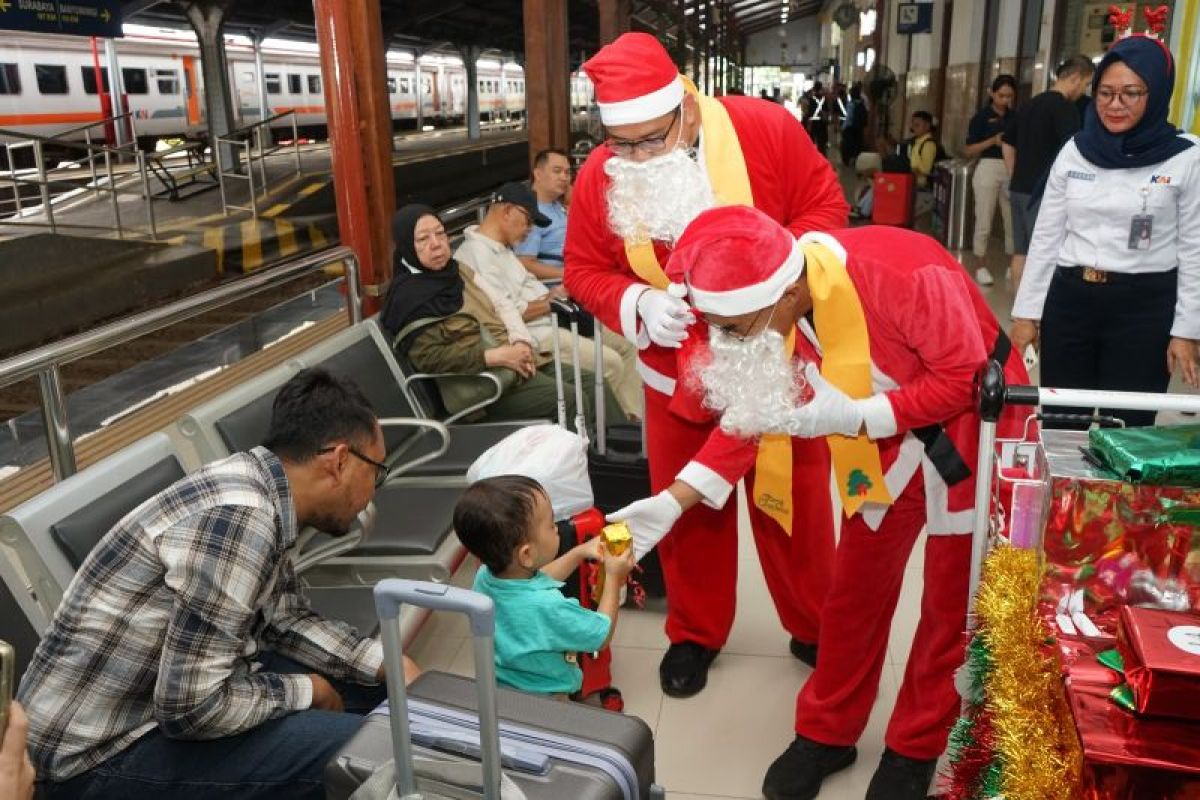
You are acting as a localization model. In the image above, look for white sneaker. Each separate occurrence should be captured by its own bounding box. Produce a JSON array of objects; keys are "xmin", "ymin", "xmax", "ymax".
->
[{"xmin": 975, "ymin": 266, "xmax": 995, "ymax": 286}]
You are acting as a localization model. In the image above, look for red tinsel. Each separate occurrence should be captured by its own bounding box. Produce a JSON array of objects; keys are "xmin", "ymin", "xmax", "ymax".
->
[
  {"xmin": 945, "ymin": 710, "xmax": 998, "ymax": 800},
  {"xmin": 1108, "ymin": 4, "xmax": 1135, "ymax": 32},
  {"xmin": 1143, "ymin": 5, "xmax": 1170, "ymax": 35}
]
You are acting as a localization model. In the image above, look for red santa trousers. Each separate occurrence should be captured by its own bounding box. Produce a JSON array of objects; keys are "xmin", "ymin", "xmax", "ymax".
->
[
  {"xmin": 645, "ymin": 387, "xmax": 835, "ymax": 649},
  {"xmin": 793, "ymin": 470, "xmax": 970, "ymax": 760}
]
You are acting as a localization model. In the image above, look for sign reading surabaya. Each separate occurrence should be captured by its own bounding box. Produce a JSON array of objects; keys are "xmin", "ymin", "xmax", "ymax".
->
[{"xmin": 0, "ymin": 0, "xmax": 123, "ymax": 38}]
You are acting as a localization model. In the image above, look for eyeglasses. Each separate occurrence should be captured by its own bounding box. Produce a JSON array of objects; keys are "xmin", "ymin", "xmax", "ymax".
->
[
  {"xmin": 605, "ymin": 106, "xmax": 682, "ymax": 157},
  {"xmin": 1095, "ymin": 87, "xmax": 1149, "ymax": 106},
  {"xmin": 710, "ymin": 298, "xmax": 780, "ymax": 343},
  {"xmin": 318, "ymin": 446, "xmax": 389, "ymax": 488}
]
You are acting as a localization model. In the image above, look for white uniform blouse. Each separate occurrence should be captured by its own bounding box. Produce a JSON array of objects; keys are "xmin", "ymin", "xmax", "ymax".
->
[{"xmin": 1011, "ymin": 135, "xmax": 1200, "ymax": 340}]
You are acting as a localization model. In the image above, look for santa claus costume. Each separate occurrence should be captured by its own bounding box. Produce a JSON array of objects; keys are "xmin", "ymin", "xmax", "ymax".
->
[
  {"xmin": 563, "ymin": 31, "xmax": 848, "ymax": 697},
  {"xmin": 662, "ymin": 206, "xmax": 1030, "ymax": 800}
]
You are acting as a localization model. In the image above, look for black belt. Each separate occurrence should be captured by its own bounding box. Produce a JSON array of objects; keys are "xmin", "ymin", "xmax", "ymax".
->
[
  {"xmin": 910, "ymin": 329, "xmax": 1011, "ymax": 487},
  {"xmin": 1056, "ymin": 265, "xmax": 1177, "ymax": 285}
]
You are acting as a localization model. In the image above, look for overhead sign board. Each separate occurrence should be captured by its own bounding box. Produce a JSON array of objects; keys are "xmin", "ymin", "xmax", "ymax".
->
[
  {"xmin": 896, "ymin": 2, "xmax": 933, "ymax": 35},
  {"xmin": 0, "ymin": 0, "xmax": 123, "ymax": 38}
]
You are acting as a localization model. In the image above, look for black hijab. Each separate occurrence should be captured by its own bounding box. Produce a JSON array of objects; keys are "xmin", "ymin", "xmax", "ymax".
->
[
  {"xmin": 1074, "ymin": 35, "xmax": 1194, "ymax": 169},
  {"xmin": 380, "ymin": 204, "xmax": 466, "ymax": 339}
]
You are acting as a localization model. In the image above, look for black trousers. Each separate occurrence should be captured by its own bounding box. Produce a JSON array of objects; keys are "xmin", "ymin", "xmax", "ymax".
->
[{"xmin": 1040, "ymin": 266, "xmax": 1177, "ymax": 428}]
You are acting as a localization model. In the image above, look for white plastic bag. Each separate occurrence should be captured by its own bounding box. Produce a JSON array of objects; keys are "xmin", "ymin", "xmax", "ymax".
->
[{"xmin": 466, "ymin": 424, "xmax": 593, "ymax": 520}]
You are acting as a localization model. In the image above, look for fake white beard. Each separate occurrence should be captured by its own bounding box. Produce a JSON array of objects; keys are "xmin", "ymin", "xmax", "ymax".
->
[
  {"xmin": 604, "ymin": 147, "xmax": 716, "ymax": 245},
  {"xmin": 695, "ymin": 326, "xmax": 811, "ymax": 437}
]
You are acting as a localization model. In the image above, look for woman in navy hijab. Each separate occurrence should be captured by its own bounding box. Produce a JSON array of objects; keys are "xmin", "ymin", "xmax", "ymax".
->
[{"xmin": 1010, "ymin": 31, "xmax": 1200, "ymax": 427}]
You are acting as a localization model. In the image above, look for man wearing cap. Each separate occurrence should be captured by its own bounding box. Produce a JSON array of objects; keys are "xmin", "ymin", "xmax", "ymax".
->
[
  {"xmin": 457, "ymin": 183, "xmax": 642, "ymax": 417},
  {"xmin": 619, "ymin": 204, "xmax": 1029, "ymax": 800},
  {"xmin": 564, "ymin": 32, "xmax": 849, "ymax": 699}
]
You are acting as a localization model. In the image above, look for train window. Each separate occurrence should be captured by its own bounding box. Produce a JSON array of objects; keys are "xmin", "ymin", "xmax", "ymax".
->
[
  {"xmin": 307, "ymin": 74, "xmax": 321, "ymax": 94},
  {"xmin": 37, "ymin": 64, "xmax": 69, "ymax": 95},
  {"xmin": 399, "ymin": 77, "xmax": 410, "ymax": 93},
  {"xmin": 287, "ymin": 74, "xmax": 302, "ymax": 94},
  {"xmin": 387, "ymin": 77, "xmax": 397, "ymax": 94},
  {"xmin": 122, "ymin": 67, "xmax": 148, "ymax": 95},
  {"xmin": 80, "ymin": 66, "xmax": 109, "ymax": 95},
  {"xmin": 265, "ymin": 73, "xmax": 281, "ymax": 94},
  {"xmin": 0, "ymin": 63, "xmax": 19, "ymax": 95},
  {"xmin": 423, "ymin": 77, "xmax": 432, "ymax": 95},
  {"xmin": 155, "ymin": 69, "xmax": 179, "ymax": 94}
]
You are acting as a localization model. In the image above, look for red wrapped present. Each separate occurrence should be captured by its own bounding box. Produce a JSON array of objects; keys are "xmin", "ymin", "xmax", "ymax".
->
[
  {"xmin": 1117, "ymin": 606, "xmax": 1200, "ymax": 721},
  {"xmin": 1038, "ymin": 431, "xmax": 1200, "ymax": 640},
  {"xmin": 1066, "ymin": 679, "xmax": 1200, "ymax": 800}
]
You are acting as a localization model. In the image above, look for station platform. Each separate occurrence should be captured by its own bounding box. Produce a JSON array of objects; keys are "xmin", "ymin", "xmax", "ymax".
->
[{"xmin": 0, "ymin": 125, "xmax": 529, "ymax": 356}]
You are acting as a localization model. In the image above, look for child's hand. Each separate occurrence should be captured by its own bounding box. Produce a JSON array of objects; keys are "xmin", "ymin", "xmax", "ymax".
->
[{"xmin": 602, "ymin": 544, "xmax": 636, "ymax": 579}]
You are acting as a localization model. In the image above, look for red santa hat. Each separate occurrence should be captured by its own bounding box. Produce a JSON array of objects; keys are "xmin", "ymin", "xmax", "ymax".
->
[
  {"xmin": 582, "ymin": 33, "xmax": 685, "ymax": 126},
  {"xmin": 665, "ymin": 205, "xmax": 804, "ymax": 316}
]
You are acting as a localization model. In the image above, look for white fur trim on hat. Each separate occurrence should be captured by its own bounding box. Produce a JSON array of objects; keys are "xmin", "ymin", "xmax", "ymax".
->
[
  {"xmin": 687, "ymin": 243, "xmax": 805, "ymax": 316},
  {"xmin": 596, "ymin": 76, "xmax": 685, "ymax": 126}
]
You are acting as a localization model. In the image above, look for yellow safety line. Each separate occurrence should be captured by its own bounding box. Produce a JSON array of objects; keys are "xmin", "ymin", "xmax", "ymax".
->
[
  {"xmin": 241, "ymin": 219, "xmax": 263, "ymax": 273},
  {"xmin": 202, "ymin": 226, "xmax": 225, "ymax": 274},
  {"xmin": 309, "ymin": 223, "xmax": 328, "ymax": 249},
  {"xmin": 298, "ymin": 182, "xmax": 326, "ymax": 198},
  {"xmin": 261, "ymin": 204, "xmax": 291, "ymax": 218},
  {"xmin": 275, "ymin": 217, "xmax": 299, "ymax": 258}
]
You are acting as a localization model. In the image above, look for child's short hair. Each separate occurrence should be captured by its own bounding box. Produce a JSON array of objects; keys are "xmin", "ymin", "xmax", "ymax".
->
[{"xmin": 453, "ymin": 475, "xmax": 549, "ymax": 574}]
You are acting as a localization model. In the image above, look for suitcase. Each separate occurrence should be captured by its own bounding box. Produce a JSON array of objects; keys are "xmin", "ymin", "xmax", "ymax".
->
[
  {"xmin": 871, "ymin": 171, "xmax": 915, "ymax": 227},
  {"xmin": 324, "ymin": 579, "xmax": 665, "ymax": 799},
  {"xmin": 549, "ymin": 300, "xmax": 664, "ymax": 598}
]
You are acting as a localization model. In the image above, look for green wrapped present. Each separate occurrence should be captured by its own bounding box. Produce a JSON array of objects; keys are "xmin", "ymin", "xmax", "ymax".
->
[{"xmin": 1089, "ymin": 425, "xmax": 1200, "ymax": 487}]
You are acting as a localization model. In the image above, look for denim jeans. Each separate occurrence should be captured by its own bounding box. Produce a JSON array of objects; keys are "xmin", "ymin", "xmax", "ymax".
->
[{"xmin": 37, "ymin": 654, "xmax": 386, "ymax": 800}]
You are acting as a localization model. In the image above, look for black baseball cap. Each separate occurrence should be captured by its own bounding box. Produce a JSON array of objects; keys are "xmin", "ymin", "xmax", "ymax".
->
[{"xmin": 492, "ymin": 182, "xmax": 551, "ymax": 227}]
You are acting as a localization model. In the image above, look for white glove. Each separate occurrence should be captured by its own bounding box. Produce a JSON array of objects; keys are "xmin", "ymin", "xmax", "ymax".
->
[
  {"xmin": 784, "ymin": 363, "xmax": 866, "ymax": 438},
  {"xmin": 636, "ymin": 289, "xmax": 695, "ymax": 349},
  {"xmin": 607, "ymin": 490, "xmax": 684, "ymax": 562}
]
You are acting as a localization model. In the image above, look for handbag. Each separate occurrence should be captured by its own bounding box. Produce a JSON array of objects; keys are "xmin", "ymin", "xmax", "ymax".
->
[{"xmin": 393, "ymin": 314, "xmax": 519, "ymax": 416}]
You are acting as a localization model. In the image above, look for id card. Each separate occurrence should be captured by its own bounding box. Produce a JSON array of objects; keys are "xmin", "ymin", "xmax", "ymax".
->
[{"xmin": 1128, "ymin": 214, "xmax": 1153, "ymax": 250}]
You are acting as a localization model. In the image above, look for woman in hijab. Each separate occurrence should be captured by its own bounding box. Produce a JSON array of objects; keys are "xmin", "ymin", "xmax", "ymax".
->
[
  {"xmin": 1010, "ymin": 33, "xmax": 1200, "ymax": 426},
  {"xmin": 382, "ymin": 204, "xmax": 622, "ymax": 425}
]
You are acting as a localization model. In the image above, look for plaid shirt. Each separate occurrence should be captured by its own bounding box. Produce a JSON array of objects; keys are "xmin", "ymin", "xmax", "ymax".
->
[{"xmin": 18, "ymin": 447, "xmax": 383, "ymax": 781}]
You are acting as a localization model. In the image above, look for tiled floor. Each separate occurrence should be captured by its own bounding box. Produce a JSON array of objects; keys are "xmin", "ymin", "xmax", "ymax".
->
[{"xmin": 404, "ymin": 195, "xmax": 1198, "ymax": 798}]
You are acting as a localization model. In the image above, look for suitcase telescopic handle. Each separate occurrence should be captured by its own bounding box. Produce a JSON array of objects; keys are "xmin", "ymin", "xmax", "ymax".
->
[{"xmin": 374, "ymin": 580, "xmax": 504, "ymax": 800}]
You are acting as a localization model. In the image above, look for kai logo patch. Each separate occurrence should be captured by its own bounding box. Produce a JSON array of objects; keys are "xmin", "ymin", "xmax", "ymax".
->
[
  {"xmin": 1150, "ymin": 175, "xmax": 1172, "ymax": 185},
  {"xmin": 846, "ymin": 469, "xmax": 874, "ymax": 498}
]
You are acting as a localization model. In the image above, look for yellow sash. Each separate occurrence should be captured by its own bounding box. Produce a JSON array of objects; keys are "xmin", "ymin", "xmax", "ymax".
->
[
  {"xmin": 622, "ymin": 75, "xmax": 754, "ymax": 290},
  {"xmin": 752, "ymin": 329, "xmax": 797, "ymax": 533},
  {"xmin": 802, "ymin": 240, "xmax": 892, "ymax": 515}
]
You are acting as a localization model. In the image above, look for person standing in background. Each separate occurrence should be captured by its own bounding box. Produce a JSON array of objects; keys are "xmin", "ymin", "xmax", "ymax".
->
[
  {"xmin": 1002, "ymin": 55, "xmax": 1095, "ymax": 291},
  {"xmin": 964, "ymin": 75, "xmax": 1017, "ymax": 287}
]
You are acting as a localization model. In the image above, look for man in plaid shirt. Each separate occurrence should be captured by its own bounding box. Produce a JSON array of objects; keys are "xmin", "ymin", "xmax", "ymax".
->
[{"xmin": 19, "ymin": 369, "xmax": 418, "ymax": 799}]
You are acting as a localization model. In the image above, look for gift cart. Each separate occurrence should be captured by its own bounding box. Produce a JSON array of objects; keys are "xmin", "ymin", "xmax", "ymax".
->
[
  {"xmin": 968, "ymin": 360, "xmax": 1200, "ymax": 623},
  {"xmin": 948, "ymin": 362, "xmax": 1200, "ymax": 800}
]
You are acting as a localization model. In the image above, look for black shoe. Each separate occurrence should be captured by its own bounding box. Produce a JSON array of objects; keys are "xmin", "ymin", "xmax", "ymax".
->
[
  {"xmin": 864, "ymin": 748, "xmax": 938, "ymax": 800},
  {"xmin": 788, "ymin": 637, "xmax": 818, "ymax": 668},
  {"xmin": 658, "ymin": 642, "xmax": 719, "ymax": 698},
  {"xmin": 761, "ymin": 734, "xmax": 857, "ymax": 800}
]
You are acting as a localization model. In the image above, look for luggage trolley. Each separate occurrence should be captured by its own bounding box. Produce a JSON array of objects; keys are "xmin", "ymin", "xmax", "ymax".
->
[{"xmin": 967, "ymin": 360, "xmax": 1200, "ymax": 625}]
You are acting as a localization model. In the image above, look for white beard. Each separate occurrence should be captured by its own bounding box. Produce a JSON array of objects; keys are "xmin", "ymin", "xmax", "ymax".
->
[
  {"xmin": 694, "ymin": 327, "xmax": 812, "ymax": 437},
  {"xmin": 604, "ymin": 147, "xmax": 716, "ymax": 245}
]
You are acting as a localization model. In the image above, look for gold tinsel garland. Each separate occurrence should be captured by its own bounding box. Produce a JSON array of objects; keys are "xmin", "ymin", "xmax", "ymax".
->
[{"xmin": 976, "ymin": 545, "xmax": 1083, "ymax": 800}]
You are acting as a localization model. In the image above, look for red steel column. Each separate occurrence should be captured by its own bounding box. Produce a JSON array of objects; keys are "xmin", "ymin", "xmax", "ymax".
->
[
  {"xmin": 314, "ymin": 0, "xmax": 396, "ymax": 317},
  {"xmin": 598, "ymin": 0, "xmax": 631, "ymax": 46},
  {"xmin": 524, "ymin": 0, "xmax": 570, "ymax": 163}
]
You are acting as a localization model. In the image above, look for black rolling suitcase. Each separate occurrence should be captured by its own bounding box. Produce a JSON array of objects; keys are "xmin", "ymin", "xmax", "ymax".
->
[
  {"xmin": 324, "ymin": 579, "xmax": 665, "ymax": 800},
  {"xmin": 548, "ymin": 300, "xmax": 664, "ymax": 597}
]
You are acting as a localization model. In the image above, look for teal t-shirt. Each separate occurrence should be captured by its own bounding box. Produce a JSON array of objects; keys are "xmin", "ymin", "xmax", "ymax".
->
[{"xmin": 472, "ymin": 566, "xmax": 612, "ymax": 694}]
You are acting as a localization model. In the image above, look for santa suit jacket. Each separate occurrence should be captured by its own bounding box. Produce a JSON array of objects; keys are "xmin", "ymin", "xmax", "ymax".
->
[
  {"xmin": 563, "ymin": 95, "xmax": 849, "ymax": 399},
  {"xmin": 675, "ymin": 227, "xmax": 1030, "ymax": 535}
]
